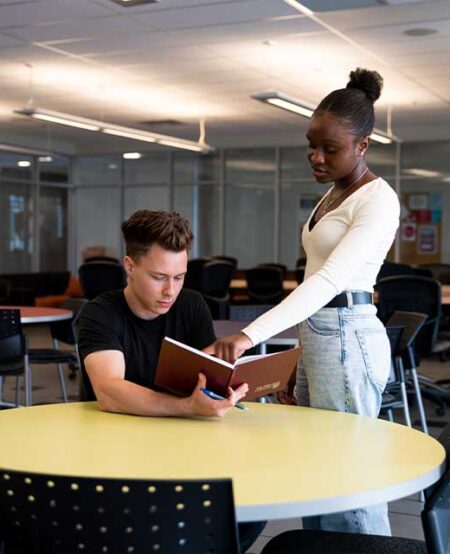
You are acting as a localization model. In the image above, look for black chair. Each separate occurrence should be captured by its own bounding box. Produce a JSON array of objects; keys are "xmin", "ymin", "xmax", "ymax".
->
[
  {"xmin": 380, "ymin": 325, "xmax": 411, "ymax": 426},
  {"xmin": 383, "ymin": 311, "xmax": 429, "ymax": 432},
  {"xmin": 376, "ymin": 261, "xmax": 414, "ymax": 282},
  {"xmin": 246, "ymin": 266, "xmax": 284, "ymax": 305},
  {"xmin": 78, "ymin": 262, "xmax": 126, "ymax": 300},
  {"xmin": 200, "ymin": 260, "xmax": 234, "ymax": 320},
  {"xmin": 184, "ymin": 257, "xmax": 212, "ymax": 292},
  {"xmin": 0, "ymin": 472, "xmax": 240, "ymax": 554},
  {"xmin": 296, "ymin": 257, "xmax": 307, "ymax": 269},
  {"xmin": 84, "ymin": 255, "xmax": 120, "ymax": 264},
  {"xmin": 0, "ymin": 279, "xmax": 11, "ymax": 304},
  {"xmin": 27, "ymin": 298, "xmax": 88, "ymax": 403},
  {"xmin": 258, "ymin": 263, "xmax": 288, "ymax": 279},
  {"xmin": 376, "ymin": 276, "xmax": 446, "ymax": 429},
  {"xmin": 261, "ymin": 422, "xmax": 450, "ymax": 554},
  {"xmin": 0, "ymin": 309, "xmax": 27, "ymax": 408},
  {"xmin": 213, "ymin": 255, "xmax": 238, "ymax": 274},
  {"xmin": 295, "ymin": 267, "xmax": 305, "ymax": 284}
]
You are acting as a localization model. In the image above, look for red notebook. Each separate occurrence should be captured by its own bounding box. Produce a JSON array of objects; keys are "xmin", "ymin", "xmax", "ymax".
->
[{"xmin": 155, "ymin": 337, "xmax": 301, "ymax": 400}]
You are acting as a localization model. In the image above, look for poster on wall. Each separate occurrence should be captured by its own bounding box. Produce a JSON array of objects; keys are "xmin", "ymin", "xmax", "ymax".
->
[
  {"xmin": 417, "ymin": 225, "xmax": 438, "ymax": 255},
  {"xmin": 401, "ymin": 222, "xmax": 416, "ymax": 242},
  {"xmin": 408, "ymin": 194, "xmax": 428, "ymax": 210}
]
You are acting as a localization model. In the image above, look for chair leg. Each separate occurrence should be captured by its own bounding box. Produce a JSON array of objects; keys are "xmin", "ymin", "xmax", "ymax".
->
[
  {"xmin": 15, "ymin": 376, "xmax": 21, "ymax": 407},
  {"xmin": 399, "ymin": 382, "xmax": 412, "ymax": 427},
  {"xmin": 386, "ymin": 409, "xmax": 394, "ymax": 422},
  {"xmin": 410, "ymin": 367, "xmax": 429, "ymax": 434},
  {"xmin": 57, "ymin": 363, "xmax": 68, "ymax": 402},
  {"xmin": 24, "ymin": 356, "xmax": 32, "ymax": 407}
]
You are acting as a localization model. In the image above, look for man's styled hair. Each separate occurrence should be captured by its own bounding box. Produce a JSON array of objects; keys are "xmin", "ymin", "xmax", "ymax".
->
[{"xmin": 121, "ymin": 210, "xmax": 193, "ymax": 260}]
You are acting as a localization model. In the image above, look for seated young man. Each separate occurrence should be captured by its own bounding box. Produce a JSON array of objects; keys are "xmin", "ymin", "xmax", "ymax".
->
[
  {"xmin": 78, "ymin": 209, "xmax": 264, "ymax": 553},
  {"xmin": 78, "ymin": 209, "xmax": 247, "ymax": 417}
]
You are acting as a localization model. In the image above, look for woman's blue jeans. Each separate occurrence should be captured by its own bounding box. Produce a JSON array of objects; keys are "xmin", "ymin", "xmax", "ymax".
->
[{"xmin": 295, "ymin": 302, "xmax": 392, "ymax": 536}]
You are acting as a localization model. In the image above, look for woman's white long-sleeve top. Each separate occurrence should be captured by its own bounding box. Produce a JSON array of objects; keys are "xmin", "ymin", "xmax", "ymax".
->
[{"xmin": 242, "ymin": 178, "xmax": 400, "ymax": 346}]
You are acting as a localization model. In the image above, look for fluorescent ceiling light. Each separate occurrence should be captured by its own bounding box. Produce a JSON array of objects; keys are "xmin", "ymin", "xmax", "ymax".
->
[
  {"xmin": 15, "ymin": 108, "xmax": 213, "ymax": 153},
  {"xmin": 406, "ymin": 168, "xmax": 442, "ymax": 178},
  {"xmin": 103, "ymin": 128, "xmax": 156, "ymax": 143},
  {"xmin": 252, "ymin": 92, "xmax": 315, "ymax": 118},
  {"xmin": 16, "ymin": 108, "xmax": 101, "ymax": 132},
  {"xmin": 252, "ymin": 92, "xmax": 400, "ymax": 144},
  {"xmin": 158, "ymin": 139, "xmax": 204, "ymax": 152},
  {"xmin": 17, "ymin": 160, "xmax": 31, "ymax": 167},
  {"xmin": 38, "ymin": 156, "xmax": 53, "ymax": 162},
  {"xmin": 369, "ymin": 132, "xmax": 392, "ymax": 145},
  {"xmin": 282, "ymin": 0, "xmax": 313, "ymax": 16},
  {"xmin": 123, "ymin": 152, "xmax": 142, "ymax": 160}
]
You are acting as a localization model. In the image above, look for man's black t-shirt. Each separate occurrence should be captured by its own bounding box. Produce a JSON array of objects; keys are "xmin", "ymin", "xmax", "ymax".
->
[{"xmin": 78, "ymin": 288, "xmax": 215, "ymax": 400}]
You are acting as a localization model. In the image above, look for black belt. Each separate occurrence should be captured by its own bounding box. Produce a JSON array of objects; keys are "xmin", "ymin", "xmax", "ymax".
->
[{"xmin": 325, "ymin": 291, "xmax": 373, "ymax": 308}]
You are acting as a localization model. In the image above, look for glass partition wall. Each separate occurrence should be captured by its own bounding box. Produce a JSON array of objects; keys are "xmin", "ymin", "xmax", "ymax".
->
[
  {"xmin": 72, "ymin": 142, "xmax": 401, "ymax": 271},
  {"xmin": 0, "ymin": 152, "xmax": 70, "ymax": 273},
  {"xmin": 4, "ymin": 140, "xmax": 450, "ymax": 274}
]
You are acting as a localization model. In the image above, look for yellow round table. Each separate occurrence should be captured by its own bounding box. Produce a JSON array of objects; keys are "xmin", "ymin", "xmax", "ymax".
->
[{"xmin": 0, "ymin": 402, "xmax": 444, "ymax": 521}]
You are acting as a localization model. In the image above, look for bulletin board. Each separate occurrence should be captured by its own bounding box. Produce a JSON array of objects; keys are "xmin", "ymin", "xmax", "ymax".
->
[{"xmin": 400, "ymin": 192, "xmax": 442, "ymax": 265}]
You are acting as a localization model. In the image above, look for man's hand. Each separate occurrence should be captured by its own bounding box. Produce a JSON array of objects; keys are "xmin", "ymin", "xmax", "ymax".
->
[
  {"xmin": 185, "ymin": 373, "xmax": 249, "ymax": 417},
  {"xmin": 203, "ymin": 333, "xmax": 254, "ymax": 363}
]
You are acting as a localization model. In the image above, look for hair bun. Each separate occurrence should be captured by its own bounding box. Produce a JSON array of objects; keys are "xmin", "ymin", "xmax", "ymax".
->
[{"xmin": 346, "ymin": 67, "xmax": 383, "ymax": 103}]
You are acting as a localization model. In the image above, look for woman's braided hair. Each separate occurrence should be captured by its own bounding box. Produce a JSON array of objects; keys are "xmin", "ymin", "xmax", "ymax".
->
[{"xmin": 315, "ymin": 68, "xmax": 384, "ymax": 138}]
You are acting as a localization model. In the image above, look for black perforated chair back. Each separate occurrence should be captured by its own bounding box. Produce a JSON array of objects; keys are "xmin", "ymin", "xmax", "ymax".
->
[
  {"xmin": 376, "ymin": 276, "xmax": 441, "ymax": 358},
  {"xmin": 246, "ymin": 267, "xmax": 284, "ymax": 305},
  {"xmin": 0, "ymin": 472, "xmax": 240, "ymax": 554},
  {"xmin": 78, "ymin": 262, "xmax": 126, "ymax": 300},
  {"xmin": 0, "ymin": 309, "xmax": 24, "ymax": 359},
  {"xmin": 0, "ymin": 309, "xmax": 25, "ymax": 377}
]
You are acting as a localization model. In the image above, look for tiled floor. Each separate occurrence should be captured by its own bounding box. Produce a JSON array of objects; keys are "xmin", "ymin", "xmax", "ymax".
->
[{"xmin": 1, "ymin": 326, "xmax": 449, "ymax": 553}]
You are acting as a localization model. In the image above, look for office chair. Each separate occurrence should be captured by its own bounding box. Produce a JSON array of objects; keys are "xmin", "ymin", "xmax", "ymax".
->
[
  {"xmin": 27, "ymin": 299, "xmax": 88, "ymax": 403},
  {"xmin": 376, "ymin": 276, "xmax": 448, "ymax": 427},
  {"xmin": 257, "ymin": 263, "xmax": 288, "ymax": 279},
  {"xmin": 261, "ymin": 421, "xmax": 450, "ymax": 554},
  {"xmin": 246, "ymin": 266, "xmax": 284, "ymax": 305},
  {"xmin": 213, "ymin": 255, "xmax": 238, "ymax": 275},
  {"xmin": 380, "ymin": 325, "xmax": 411, "ymax": 426},
  {"xmin": 83, "ymin": 255, "xmax": 120, "ymax": 264},
  {"xmin": 200, "ymin": 260, "xmax": 234, "ymax": 320},
  {"xmin": 183, "ymin": 257, "xmax": 212, "ymax": 292},
  {"xmin": 0, "ymin": 309, "xmax": 28, "ymax": 408},
  {"xmin": 383, "ymin": 311, "xmax": 429, "ymax": 433},
  {"xmin": 0, "ymin": 472, "xmax": 240, "ymax": 554},
  {"xmin": 376, "ymin": 261, "xmax": 414, "ymax": 282},
  {"xmin": 78, "ymin": 262, "xmax": 126, "ymax": 300}
]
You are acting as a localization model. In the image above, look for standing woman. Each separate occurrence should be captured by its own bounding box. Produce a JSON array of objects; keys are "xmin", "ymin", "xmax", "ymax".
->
[{"xmin": 205, "ymin": 68, "xmax": 400, "ymax": 536}]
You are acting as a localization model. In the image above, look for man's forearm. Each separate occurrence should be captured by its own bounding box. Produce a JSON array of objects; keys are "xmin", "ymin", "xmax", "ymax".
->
[{"xmin": 95, "ymin": 379, "xmax": 191, "ymax": 417}]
